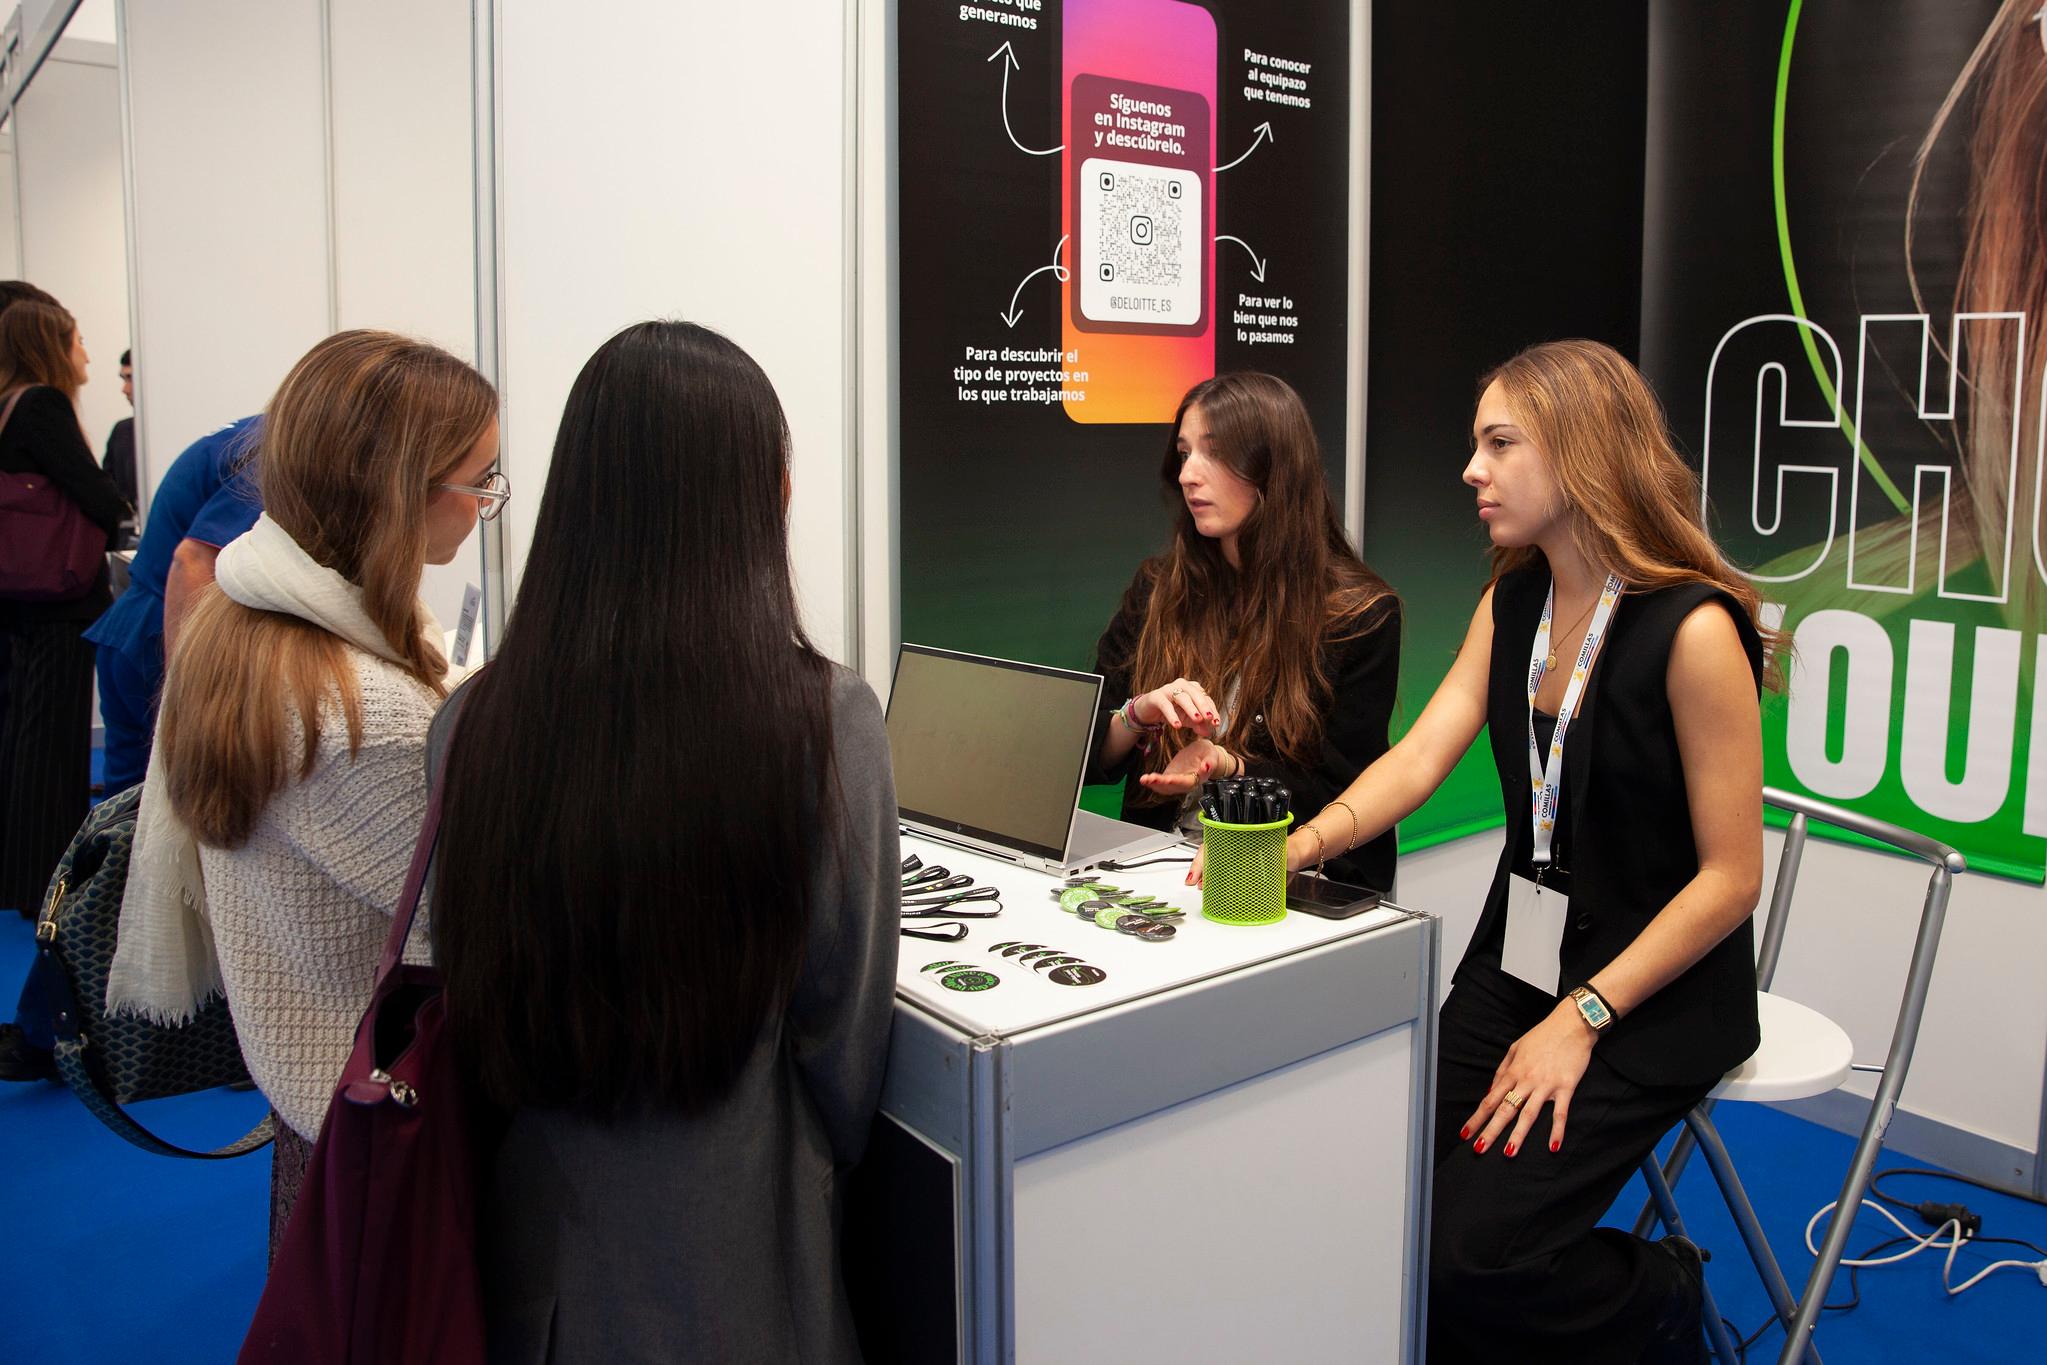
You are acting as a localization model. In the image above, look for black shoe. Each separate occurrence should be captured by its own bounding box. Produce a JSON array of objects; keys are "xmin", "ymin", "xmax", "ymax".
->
[
  {"xmin": 0, "ymin": 1023, "xmax": 57, "ymax": 1083},
  {"xmin": 1644, "ymin": 1235, "xmax": 1709, "ymax": 1365}
]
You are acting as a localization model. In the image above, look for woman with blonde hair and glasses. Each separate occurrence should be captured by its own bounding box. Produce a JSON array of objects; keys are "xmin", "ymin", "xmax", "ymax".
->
[
  {"xmin": 1275, "ymin": 340, "xmax": 1778, "ymax": 1363},
  {"xmin": 110, "ymin": 330, "xmax": 500, "ymax": 1254}
]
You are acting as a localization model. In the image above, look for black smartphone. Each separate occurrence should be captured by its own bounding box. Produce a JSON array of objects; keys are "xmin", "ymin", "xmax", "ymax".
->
[{"xmin": 1285, "ymin": 869, "xmax": 1383, "ymax": 919}]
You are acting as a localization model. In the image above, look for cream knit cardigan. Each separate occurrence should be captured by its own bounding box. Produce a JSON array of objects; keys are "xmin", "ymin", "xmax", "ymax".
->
[{"xmin": 200, "ymin": 651, "xmax": 440, "ymax": 1140}]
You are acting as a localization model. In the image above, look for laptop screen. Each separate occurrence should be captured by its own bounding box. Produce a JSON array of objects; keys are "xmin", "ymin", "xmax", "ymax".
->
[{"xmin": 886, "ymin": 645, "xmax": 1101, "ymax": 862}]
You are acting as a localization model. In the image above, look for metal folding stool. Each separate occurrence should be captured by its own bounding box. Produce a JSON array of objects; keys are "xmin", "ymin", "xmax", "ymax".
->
[{"xmin": 1630, "ymin": 788, "xmax": 1964, "ymax": 1365}]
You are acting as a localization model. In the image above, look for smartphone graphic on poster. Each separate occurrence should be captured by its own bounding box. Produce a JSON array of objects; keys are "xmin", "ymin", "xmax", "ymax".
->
[{"xmin": 1061, "ymin": 0, "xmax": 1217, "ymax": 424}]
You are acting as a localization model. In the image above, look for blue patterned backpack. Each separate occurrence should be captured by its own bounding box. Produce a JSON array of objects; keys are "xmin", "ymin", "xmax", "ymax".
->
[{"xmin": 29, "ymin": 785, "xmax": 272, "ymax": 1157}]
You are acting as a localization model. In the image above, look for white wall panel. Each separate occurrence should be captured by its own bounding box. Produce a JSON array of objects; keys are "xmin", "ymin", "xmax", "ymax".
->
[
  {"xmin": 496, "ymin": 0, "xmax": 852, "ymax": 659},
  {"xmin": 13, "ymin": 43, "xmax": 127, "ymax": 453},
  {"xmin": 328, "ymin": 0, "xmax": 474, "ymax": 360},
  {"xmin": 0, "ymin": 139, "xmax": 22, "ymax": 280},
  {"xmin": 121, "ymin": 0, "xmax": 328, "ymax": 491},
  {"xmin": 329, "ymin": 0, "xmax": 482, "ymax": 633}
]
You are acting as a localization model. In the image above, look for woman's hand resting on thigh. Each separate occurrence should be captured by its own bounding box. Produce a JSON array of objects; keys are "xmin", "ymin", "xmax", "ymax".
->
[{"xmin": 1461, "ymin": 999, "xmax": 1598, "ymax": 1157}]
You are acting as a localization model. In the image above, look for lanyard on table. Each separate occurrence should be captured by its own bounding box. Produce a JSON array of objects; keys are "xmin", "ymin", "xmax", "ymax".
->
[{"xmin": 1526, "ymin": 572, "xmax": 1624, "ymax": 873}]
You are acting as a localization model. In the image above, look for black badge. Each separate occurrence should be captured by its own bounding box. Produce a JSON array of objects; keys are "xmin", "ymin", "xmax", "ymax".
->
[
  {"xmin": 1123, "ymin": 920, "xmax": 1177, "ymax": 941},
  {"xmin": 1002, "ymin": 943, "xmax": 1046, "ymax": 958},
  {"xmin": 920, "ymin": 960, "xmax": 960, "ymax": 973},
  {"xmin": 940, "ymin": 968, "xmax": 1000, "ymax": 992},
  {"xmin": 1047, "ymin": 964, "xmax": 1108, "ymax": 987},
  {"xmin": 1017, "ymin": 948, "xmax": 1065, "ymax": 963},
  {"xmin": 1032, "ymin": 955, "xmax": 1085, "ymax": 970}
]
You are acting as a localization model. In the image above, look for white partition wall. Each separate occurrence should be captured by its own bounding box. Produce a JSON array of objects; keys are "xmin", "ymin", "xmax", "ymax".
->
[
  {"xmin": 493, "ymin": 0, "xmax": 856, "ymax": 660},
  {"xmin": 329, "ymin": 0, "xmax": 481, "ymax": 632},
  {"xmin": 328, "ymin": 0, "xmax": 475, "ymax": 361},
  {"xmin": 118, "ymin": 0, "xmax": 482, "ymax": 631},
  {"xmin": 0, "ymin": 134, "xmax": 21, "ymax": 279},
  {"xmin": 119, "ymin": 0, "xmax": 330, "ymax": 493},
  {"xmin": 12, "ymin": 37, "xmax": 128, "ymax": 451}
]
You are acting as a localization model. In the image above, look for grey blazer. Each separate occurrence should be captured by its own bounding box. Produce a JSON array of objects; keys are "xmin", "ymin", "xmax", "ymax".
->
[{"xmin": 428, "ymin": 666, "xmax": 901, "ymax": 1364}]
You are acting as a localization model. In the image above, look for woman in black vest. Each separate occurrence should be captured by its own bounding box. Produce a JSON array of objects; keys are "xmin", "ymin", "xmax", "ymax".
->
[{"xmin": 1282, "ymin": 340, "xmax": 1774, "ymax": 1363}]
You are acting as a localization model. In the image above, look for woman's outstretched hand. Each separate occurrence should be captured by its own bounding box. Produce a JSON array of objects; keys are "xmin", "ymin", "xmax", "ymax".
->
[
  {"xmin": 1461, "ymin": 999, "xmax": 1598, "ymax": 1158},
  {"xmin": 1137, "ymin": 736, "xmax": 1224, "ymax": 798},
  {"xmin": 1131, "ymin": 678, "xmax": 1221, "ymax": 736}
]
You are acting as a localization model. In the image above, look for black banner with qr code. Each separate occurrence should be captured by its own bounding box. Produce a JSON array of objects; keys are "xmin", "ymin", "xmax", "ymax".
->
[{"xmin": 897, "ymin": 0, "xmax": 1355, "ymax": 810}]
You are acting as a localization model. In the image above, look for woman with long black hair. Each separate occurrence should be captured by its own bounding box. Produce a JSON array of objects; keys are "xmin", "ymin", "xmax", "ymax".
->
[{"xmin": 429, "ymin": 321, "xmax": 899, "ymax": 1362}]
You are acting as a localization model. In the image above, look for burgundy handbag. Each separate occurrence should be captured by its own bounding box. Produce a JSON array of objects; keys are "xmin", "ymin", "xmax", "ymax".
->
[
  {"xmin": 239, "ymin": 772, "xmax": 495, "ymax": 1365},
  {"xmin": 0, "ymin": 386, "xmax": 110, "ymax": 601}
]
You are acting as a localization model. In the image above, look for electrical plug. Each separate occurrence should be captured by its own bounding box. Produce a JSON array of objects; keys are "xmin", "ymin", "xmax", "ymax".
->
[{"xmin": 1913, "ymin": 1200, "xmax": 1982, "ymax": 1238}]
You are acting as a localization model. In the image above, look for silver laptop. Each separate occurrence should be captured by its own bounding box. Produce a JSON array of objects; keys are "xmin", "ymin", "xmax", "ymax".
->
[{"xmin": 885, "ymin": 644, "xmax": 1188, "ymax": 876}]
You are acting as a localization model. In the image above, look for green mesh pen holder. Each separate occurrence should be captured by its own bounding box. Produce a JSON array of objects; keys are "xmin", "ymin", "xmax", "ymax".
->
[{"xmin": 1199, "ymin": 812, "xmax": 1292, "ymax": 925}]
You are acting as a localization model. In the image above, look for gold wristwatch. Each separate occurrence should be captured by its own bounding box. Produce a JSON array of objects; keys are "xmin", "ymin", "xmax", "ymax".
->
[{"xmin": 1570, "ymin": 985, "xmax": 1614, "ymax": 1033}]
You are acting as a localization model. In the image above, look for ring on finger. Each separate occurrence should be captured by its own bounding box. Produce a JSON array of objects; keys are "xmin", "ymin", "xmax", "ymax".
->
[{"xmin": 1502, "ymin": 1090, "xmax": 1524, "ymax": 1108}]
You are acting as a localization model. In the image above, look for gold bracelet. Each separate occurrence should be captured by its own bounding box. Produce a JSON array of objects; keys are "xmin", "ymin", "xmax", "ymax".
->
[
  {"xmin": 1301, "ymin": 824, "xmax": 1326, "ymax": 871},
  {"xmin": 1330, "ymin": 799, "xmax": 1360, "ymax": 854}
]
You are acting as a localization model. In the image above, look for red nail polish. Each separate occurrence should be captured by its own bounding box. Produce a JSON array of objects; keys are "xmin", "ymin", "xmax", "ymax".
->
[
  {"xmin": 1458, "ymin": 1126, "xmax": 1470, "ymax": 1141},
  {"xmin": 1550, "ymin": 1139, "xmax": 1560, "ymax": 1153},
  {"xmin": 1505, "ymin": 1143, "xmax": 1518, "ymax": 1158},
  {"xmin": 1473, "ymin": 1138, "xmax": 1487, "ymax": 1154}
]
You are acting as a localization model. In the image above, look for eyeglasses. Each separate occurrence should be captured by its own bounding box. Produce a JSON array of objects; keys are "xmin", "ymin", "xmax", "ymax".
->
[{"xmin": 435, "ymin": 470, "xmax": 510, "ymax": 521}]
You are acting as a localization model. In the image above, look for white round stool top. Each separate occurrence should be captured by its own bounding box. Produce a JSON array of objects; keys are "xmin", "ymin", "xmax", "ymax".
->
[{"xmin": 1709, "ymin": 991, "xmax": 1855, "ymax": 1103}]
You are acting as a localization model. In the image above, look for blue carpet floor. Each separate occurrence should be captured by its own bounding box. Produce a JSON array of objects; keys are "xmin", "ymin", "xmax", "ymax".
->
[{"xmin": 3, "ymin": 905, "xmax": 2041, "ymax": 1361}]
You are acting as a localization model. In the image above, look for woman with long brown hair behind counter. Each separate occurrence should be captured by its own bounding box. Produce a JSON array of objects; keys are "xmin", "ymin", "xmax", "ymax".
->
[
  {"xmin": 1276, "ymin": 340, "xmax": 1772, "ymax": 1363},
  {"xmin": 1088, "ymin": 371, "xmax": 1402, "ymax": 891}
]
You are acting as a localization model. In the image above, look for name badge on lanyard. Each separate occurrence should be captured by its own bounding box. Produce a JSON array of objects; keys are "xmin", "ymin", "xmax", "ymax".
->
[{"xmin": 1501, "ymin": 573, "xmax": 1623, "ymax": 995}]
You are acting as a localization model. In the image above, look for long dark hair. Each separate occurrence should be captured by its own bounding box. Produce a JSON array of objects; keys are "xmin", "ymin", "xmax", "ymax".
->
[
  {"xmin": 433, "ymin": 321, "xmax": 837, "ymax": 1117},
  {"xmin": 1122, "ymin": 372, "xmax": 1395, "ymax": 783}
]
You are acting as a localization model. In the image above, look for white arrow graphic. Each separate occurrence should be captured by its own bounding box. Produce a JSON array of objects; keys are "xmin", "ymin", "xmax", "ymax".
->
[
  {"xmin": 1213, "ymin": 122, "xmax": 1274, "ymax": 173},
  {"xmin": 1216, "ymin": 235, "xmax": 1268, "ymax": 283},
  {"xmin": 1002, "ymin": 235, "xmax": 1071, "ymax": 328},
  {"xmin": 988, "ymin": 43, "xmax": 1063, "ymax": 156}
]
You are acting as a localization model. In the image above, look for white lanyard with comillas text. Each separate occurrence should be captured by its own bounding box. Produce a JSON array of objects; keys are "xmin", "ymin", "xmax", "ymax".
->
[{"xmin": 1525, "ymin": 573, "xmax": 1624, "ymax": 875}]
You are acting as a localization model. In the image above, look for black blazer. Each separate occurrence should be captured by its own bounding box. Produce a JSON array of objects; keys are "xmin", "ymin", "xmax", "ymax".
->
[
  {"xmin": 1462, "ymin": 566, "xmax": 1763, "ymax": 1088},
  {"xmin": 1085, "ymin": 564, "xmax": 1402, "ymax": 892}
]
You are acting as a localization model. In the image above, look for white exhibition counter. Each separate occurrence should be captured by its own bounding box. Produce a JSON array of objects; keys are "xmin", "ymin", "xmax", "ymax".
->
[{"xmin": 845, "ymin": 831, "xmax": 1439, "ymax": 1364}]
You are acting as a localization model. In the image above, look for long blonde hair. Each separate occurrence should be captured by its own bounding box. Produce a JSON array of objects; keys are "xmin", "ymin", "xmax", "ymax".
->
[
  {"xmin": 160, "ymin": 331, "xmax": 496, "ymax": 847},
  {"xmin": 1482, "ymin": 339, "xmax": 1785, "ymax": 686}
]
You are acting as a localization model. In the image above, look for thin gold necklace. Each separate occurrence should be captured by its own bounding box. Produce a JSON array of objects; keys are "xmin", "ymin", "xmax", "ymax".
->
[{"xmin": 1544, "ymin": 597, "xmax": 1598, "ymax": 674}]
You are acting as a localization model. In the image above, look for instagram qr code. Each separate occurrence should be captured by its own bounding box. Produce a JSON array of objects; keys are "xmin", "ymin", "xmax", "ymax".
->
[
  {"xmin": 1092, "ymin": 168, "xmax": 1187, "ymax": 287},
  {"xmin": 1077, "ymin": 156, "xmax": 1203, "ymax": 328}
]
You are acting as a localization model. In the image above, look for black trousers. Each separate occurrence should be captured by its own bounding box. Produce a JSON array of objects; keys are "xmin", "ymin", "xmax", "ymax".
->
[
  {"xmin": 1428, "ymin": 971, "xmax": 1713, "ymax": 1365},
  {"xmin": 0, "ymin": 621, "xmax": 94, "ymax": 915}
]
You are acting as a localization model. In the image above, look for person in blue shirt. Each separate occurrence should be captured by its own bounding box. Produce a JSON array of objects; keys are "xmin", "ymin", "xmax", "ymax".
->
[{"xmin": 83, "ymin": 416, "xmax": 261, "ymax": 796}]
